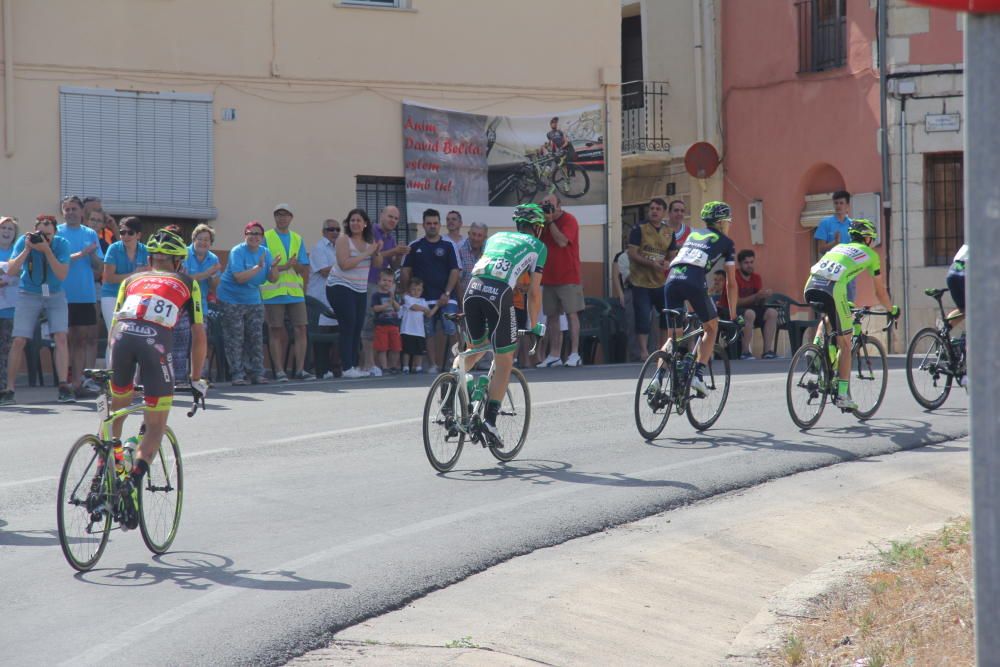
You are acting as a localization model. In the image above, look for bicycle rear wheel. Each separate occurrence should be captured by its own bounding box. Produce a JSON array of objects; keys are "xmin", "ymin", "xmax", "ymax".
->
[
  {"xmin": 851, "ymin": 336, "xmax": 888, "ymax": 420},
  {"xmin": 552, "ymin": 162, "xmax": 590, "ymax": 199},
  {"xmin": 139, "ymin": 427, "xmax": 184, "ymax": 555},
  {"xmin": 490, "ymin": 368, "xmax": 530, "ymax": 462},
  {"xmin": 686, "ymin": 349, "xmax": 731, "ymax": 431},
  {"xmin": 634, "ymin": 351, "xmax": 673, "ymax": 440},
  {"xmin": 786, "ymin": 344, "xmax": 828, "ymax": 430},
  {"xmin": 905, "ymin": 327, "xmax": 953, "ymax": 410},
  {"xmin": 57, "ymin": 435, "xmax": 111, "ymax": 572},
  {"xmin": 423, "ymin": 373, "xmax": 466, "ymax": 472}
]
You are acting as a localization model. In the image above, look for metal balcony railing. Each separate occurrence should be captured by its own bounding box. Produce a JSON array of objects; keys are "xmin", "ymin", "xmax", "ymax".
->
[
  {"xmin": 795, "ymin": 0, "xmax": 846, "ymax": 73},
  {"xmin": 622, "ymin": 80, "xmax": 670, "ymax": 154}
]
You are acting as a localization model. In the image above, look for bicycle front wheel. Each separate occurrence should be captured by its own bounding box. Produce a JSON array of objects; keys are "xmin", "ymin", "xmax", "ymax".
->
[
  {"xmin": 634, "ymin": 351, "xmax": 673, "ymax": 440},
  {"xmin": 905, "ymin": 327, "xmax": 953, "ymax": 410},
  {"xmin": 423, "ymin": 373, "xmax": 466, "ymax": 472},
  {"xmin": 686, "ymin": 349, "xmax": 731, "ymax": 431},
  {"xmin": 57, "ymin": 435, "xmax": 111, "ymax": 572},
  {"xmin": 851, "ymin": 336, "xmax": 888, "ymax": 420},
  {"xmin": 786, "ymin": 344, "xmax": 827, "ymax": 430},
  {"xmin": 139, "ymin": 426, "xmax": 184, "ymax": 555},
  {"xmin": 490, "ymin": 368, "xmax": 530, "ymax": 462},
  {"xmin": 552, "ymin": 162, "xmax": 590, "ymax": 199}
]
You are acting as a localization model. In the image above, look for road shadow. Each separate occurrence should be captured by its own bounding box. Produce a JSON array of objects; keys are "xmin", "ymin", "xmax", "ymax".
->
[
  {"xmin": 0, "ymin": 527, "xmax": 60, "ymax": 547},
  {"xmin": 646, "ymin": 427, "xmax": 863, "ymax": 460},
  {"xmin": 442, "ymin": 458, "xmax": 700, "ymax": 490},
  {"xmin": 76, "ymin": 550, "xmax": 351, "ymax": 592}
]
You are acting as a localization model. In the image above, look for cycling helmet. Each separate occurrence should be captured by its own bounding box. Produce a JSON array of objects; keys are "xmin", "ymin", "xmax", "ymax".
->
[
  {"xmin": 513, "ymin": 203, "xmax": 546, "ymax": 229},
  {"xmin": 146, "ymin": 228, "xmax": 188, "ymax": 259},
  {"xmin": 848, "ymin": 218, "xmax": 877, "ymax": 242},
  {"xmin": 700, "ymin": 201, "xmax": 732, "ymax": 225}
]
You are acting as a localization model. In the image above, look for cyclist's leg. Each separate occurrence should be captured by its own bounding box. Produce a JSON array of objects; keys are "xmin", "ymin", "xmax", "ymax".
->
[
  {"xmin": 108, "ymin": 323, "xmax": 141, "ymax": 439},
  {"xmin": 946, "ymin": 273, "xmax": 965, "ymax": 325},
  {"xmin": 131, "ymin": 327, "xmax": 175, "ymax": 474},
  {"xmin": 484, "ymin": 290, "xmax": 515, "ymax": 428}
]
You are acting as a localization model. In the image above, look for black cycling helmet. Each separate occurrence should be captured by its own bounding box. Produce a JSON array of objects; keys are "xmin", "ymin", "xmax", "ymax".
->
[{"xmin": 513, "ymin": 203, "xmax": 546, "ymax": 231}]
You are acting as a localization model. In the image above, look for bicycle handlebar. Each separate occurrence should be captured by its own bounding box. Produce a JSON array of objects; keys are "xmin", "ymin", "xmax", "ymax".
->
[{"xmin": 518, "ymin": 330, "xmax": 540, "ymax": 356}]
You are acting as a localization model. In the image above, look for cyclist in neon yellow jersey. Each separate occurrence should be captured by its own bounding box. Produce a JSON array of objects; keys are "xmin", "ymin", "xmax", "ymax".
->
[
  {"xmin": 459, "ymin": 204, "xmax": 547, "ymax": 443},
  {"xmin": 804, "ymin": 218, "xmax": 898, "ymax": 410}
]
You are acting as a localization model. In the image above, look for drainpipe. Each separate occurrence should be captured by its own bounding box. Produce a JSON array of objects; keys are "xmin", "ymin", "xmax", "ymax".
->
[
  {"xmin": 899, "ymin": 95, "xmax": 910, "ymax": 341},
  {"xmin": 877, "ymin": 0, "xmax": 890, "ymax": 346},
  {"xmin": 3, "ymin": 0, "xmax": 13, "ymax": 157},
  {"xmin": 693, "ymin": 0, "xmax": 705, "ymax": 142}
]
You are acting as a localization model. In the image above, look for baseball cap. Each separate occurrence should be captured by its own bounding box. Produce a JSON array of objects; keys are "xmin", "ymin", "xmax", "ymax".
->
[{"xmin": 273, "ymin": 203, "xmax": 294, "ymax": 216}]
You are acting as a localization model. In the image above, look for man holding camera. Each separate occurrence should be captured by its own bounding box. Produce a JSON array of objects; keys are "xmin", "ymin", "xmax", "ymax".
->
[
  {"xmin": 537, "ymin": 193, "xmax": 584, "ymax": 368},
  {"xmin": 0, "ymin": 215, "xmax": 73, "ymax": 405}
]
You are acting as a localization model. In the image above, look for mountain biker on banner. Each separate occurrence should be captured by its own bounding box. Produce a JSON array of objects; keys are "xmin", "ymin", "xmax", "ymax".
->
[
  {"xmin": 545, "ymin": 116, "xmax": 576, "ymax": 163},
  {"xmin": 458, "ymin": 203, "xmax": 548, "ymax": 443},
  {"xmin": 803, "ymin": 218, "xmax": 899, "ymax": 410},
  {"xmin": 108, "ymin": 228, "xmax": 208, "ymax": 527},
  {"xmin": 653, "ymin": 201, "xmax": 740, "ymax": 395}
]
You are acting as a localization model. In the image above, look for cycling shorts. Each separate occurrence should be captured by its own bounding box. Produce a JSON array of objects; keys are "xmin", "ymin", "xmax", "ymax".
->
[
  {"xmin": 664, "ymin": 277, "xmax": 717, "ymax": 324},
  {"xmin": 108, "ymin": 319, "xmax": 175, "ymax": 411},
  {"xmin": 462, "ymin": 278, "xmax": 517, "ymax": 355},
  {"xmin": 804, "ymin": 277, "xmax": 850, "ymax": 336},
  {"xmin": 946, "ymin": 274, "xmax": 965, "ymax": 312}
]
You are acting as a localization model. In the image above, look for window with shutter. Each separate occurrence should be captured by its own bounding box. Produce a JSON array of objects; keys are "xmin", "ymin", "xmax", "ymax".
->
[{"xmin": 60, "ymin": 87, "xmax": 216, "ymax": 219}]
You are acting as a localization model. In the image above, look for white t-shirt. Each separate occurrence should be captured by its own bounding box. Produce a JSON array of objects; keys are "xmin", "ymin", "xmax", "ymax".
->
[
  {"xmin": 401, "ymin": 294, "xmax": 430, "ymax": 337},
  {"xmin": 308, "ymin": 238, "xmax": 338, "ymax": 326}
]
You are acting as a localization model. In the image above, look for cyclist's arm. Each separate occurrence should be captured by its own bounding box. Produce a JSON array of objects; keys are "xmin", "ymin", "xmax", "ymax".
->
[
  {"xmin": 110, "ymin": 276, "xmax": 132, "ymax": 330},
  {"xmin": 527, "ymin": 271, "xmax": 543, "ymax": 329},
  {"xmin": 189, "ymin": 323, "xmax": 207, "ymax": 382},
  {"xmin": 723, "ymin": 263, "xmax": 739, "ymax": 322},
  {"xmin": 872, "ymin": 272, "xmax": 893, "ymax": 312}
]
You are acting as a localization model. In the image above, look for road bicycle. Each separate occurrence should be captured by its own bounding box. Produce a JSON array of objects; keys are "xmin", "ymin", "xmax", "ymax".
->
[
  {"xmin": 634, "ymin": 309, "xmax": 740, "ymax": 440},
  {"xmin": 487, "ymin": 152, "xmax": 590, "ymax": 205},
  {"xmin": 905, "ymin": 287, "xmax": 966, "ymax": 410},
  {"xmin": 786, "ymin": 306, "xmax": 895, "ymax": 429},
  {"xmin": 56, "ymin": 369, "xmax": 203, "ymax": 572},
  {"xmin": 422, "ymin": 313, "xmax": 536, "ymax": 472}
]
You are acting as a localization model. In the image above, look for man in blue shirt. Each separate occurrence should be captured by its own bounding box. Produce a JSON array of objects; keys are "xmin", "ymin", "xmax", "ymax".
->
[
  {"xmin": 814, "ymin": 190, "xmax": 856, "ymax": 301},
  {"xmin": 0, "ymin": 215, "xmax": 74, "ymax": 405},
  {"xmin": 400, "ymin": 208, "xmax": 459, "ymax": 374},
  {"xmin": 57, "ymin": 195, "xmax": 104, "ymax": 396}
]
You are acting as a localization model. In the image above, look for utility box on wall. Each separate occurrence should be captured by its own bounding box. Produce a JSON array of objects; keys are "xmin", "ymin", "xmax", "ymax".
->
[
  {"xmin": 851, "ymin": 193, "xmax": 882, "ymax": 247},
  {"xmin": 748, "ymin": 199, "xmax": 764, "ymax": 245}
]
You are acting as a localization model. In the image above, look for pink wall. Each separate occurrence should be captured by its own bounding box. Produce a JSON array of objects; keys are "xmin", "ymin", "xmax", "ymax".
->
[
  {"xmin": 721, "ymin": 0, "xmax": 884, "ymax": 306},
  {"xmin": 910, "ymin": 8, "xmax": 964, "ymax": 64}
]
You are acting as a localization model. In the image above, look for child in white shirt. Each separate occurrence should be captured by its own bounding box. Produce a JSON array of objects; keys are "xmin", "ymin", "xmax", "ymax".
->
[{"xmin": 400, "ymin": 278, "xmax": 438, "ymax": 374}]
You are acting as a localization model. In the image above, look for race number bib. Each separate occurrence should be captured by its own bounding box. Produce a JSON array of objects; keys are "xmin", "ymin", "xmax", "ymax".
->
[
  {"xmin": 473, "ymin": 256, "xmax": 512, "ymax": 280},
  {"xmin": 119, "ymin": 294, "xmax": 180, "ymax": 327},
  {"xmin": 811, "ymin": 258, "xmax": 846, "ymax": 282},
  {"xmin": 671, "ymin": 245, "xmax": 709, "ymax": 268}
]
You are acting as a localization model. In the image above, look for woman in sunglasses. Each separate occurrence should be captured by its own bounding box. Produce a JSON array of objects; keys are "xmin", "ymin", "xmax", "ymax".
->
[{"xmin": 100, "ymin": 216, "xmax": 149, "ymax": 335}]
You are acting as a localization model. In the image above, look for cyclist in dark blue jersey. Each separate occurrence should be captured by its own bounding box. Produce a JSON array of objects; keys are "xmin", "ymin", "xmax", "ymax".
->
[{"xmin": 660, "ymin": 201, "xmax": 739, "ymax": 395}]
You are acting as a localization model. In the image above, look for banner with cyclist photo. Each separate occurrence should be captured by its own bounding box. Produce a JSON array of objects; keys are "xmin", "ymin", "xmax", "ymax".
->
[{"xmin": 403, "ymin": 102, "xmax": 606, "ymax": 227}]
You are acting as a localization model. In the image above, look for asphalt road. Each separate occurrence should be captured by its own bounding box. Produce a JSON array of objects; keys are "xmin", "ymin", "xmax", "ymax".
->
[{"xmin": 0, "ymin": 359, "xmax": 969, "ymax": 665}]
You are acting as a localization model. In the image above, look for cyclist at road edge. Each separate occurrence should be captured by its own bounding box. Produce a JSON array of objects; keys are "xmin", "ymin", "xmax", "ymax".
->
[
  {"xmin": 803, "ymin": 218, "xmax": 898, "ymax": 410},
  {"xmin": 946, "ymin": 243, "xmax": 967, "ymax": 323}
]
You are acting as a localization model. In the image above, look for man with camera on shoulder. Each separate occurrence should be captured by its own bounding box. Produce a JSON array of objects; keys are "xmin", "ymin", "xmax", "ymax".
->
[{"xmin": 0, "ymin": 215, "xmax": 74, "ymax": 406}]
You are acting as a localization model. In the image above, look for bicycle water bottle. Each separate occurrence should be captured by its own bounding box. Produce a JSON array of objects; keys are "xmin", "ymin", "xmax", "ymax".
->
[
  {"xmin": 679, "ymin": 353, "xmax": 695, "ymax": 380},
  {"xmin": 112, "ymin": 440, "xmax": 127, "ymax": 481},
  {"xmin": 123, "ymin": 436, "xmax": 139, "ymax": 472},
  {"xmin": 471, "ymin": 375, "xmax": 490, "ymax": 402},
  {"xmin": 853, "ymin": 321, "xmax": 862, "ymax": 336}
]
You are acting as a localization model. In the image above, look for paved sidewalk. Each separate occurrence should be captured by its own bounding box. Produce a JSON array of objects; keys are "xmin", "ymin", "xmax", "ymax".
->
[{"xmin": 291, "ymin": 438, "xmax": 970, "ymax": 666}]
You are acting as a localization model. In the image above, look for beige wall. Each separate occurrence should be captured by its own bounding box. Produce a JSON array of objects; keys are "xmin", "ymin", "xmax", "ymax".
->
[{"xmin": 0, "ymin": 0, "xmax": 620, "ymax": 263}]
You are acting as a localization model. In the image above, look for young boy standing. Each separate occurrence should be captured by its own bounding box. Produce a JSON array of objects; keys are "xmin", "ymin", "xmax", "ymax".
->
[
  {"xmin": 400, "ymin": 277, "xmax": 437, "ymax": 374},
  {"xmin": 371, "ymin": 269, "xmax": 402, "ymax": 374}
]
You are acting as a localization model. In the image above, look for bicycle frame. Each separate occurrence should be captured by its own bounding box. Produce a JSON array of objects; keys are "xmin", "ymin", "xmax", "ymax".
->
[{"xmin": 813, "ymin": 307, "xmax": 894, "ymax": 397}]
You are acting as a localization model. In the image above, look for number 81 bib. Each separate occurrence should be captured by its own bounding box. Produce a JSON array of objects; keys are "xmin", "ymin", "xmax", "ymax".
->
[{"xmin": 118, "ymin": 293, "xmax": 181, "ymax": 327}]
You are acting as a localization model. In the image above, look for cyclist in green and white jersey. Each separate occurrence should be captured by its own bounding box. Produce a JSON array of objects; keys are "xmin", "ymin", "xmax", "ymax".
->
[
  {"xmin": 461, "ymin": 204, "xmax": 548, "ymax": 442},
  {"xmin": 804, "ymin": 218, "xmax": 898, "ymax": 410}
]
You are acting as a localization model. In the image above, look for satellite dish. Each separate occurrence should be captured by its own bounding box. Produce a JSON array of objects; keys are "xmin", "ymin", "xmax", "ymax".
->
[{"xmin": 684, "ymin": 142, "xmax": 721, "ymax": 179}]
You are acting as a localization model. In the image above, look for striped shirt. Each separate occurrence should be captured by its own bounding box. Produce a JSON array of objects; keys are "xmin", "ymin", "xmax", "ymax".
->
[{"xmin": 326, "ymin": 239, "xmax": 371, "ymax": 293}]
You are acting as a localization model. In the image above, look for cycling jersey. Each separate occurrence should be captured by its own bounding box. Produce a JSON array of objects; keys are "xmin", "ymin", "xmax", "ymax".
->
[
  {"xmin": 947, "ymin": 244, "xmax": 967, "ymax": 278},
  {"xmin": 113, "ymin": 271, "xmax": 204, "ymax": 329},
  {"xmin": 804, "ymin": 242, "xmax": 881, "ymax": 334},
  {"xmin": 667, "ymin": 228, "xmax": 736, "ymax": 286},
  {"xmin": 947, "ymin": 244, "xmax": 967, "ymax": 311},
  {"xmin": 469, "ymin": 231, "xmax": 547, "ymax": 288}
]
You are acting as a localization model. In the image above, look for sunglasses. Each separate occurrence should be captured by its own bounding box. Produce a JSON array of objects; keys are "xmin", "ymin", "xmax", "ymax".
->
[
  {"xmin": 324, "ymin": 227, "xmax": 341, "ymax": 233},
  {"xmin": 245, "ymin": 231, "xmax": 263, "ymax": 237},
  {"xmin": 119, "ymin": 228, "xmax": 138, "ymax": 236}
]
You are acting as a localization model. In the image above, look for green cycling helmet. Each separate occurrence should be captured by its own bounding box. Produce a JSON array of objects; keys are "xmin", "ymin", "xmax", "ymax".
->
[
  {"xmin": 849, "ymin": 218, "xmax": 878, "ymax": 242},
  {"xmin": 513, "ymin": 203, "xmax": 546, "ymax": 229},
  {"xmin": 700, "ymin": 201, "xmax": 732, "ymax": 225},
  {"xmin": 146, "ymin": 228, "xmax": 189, "ymax": 259}
]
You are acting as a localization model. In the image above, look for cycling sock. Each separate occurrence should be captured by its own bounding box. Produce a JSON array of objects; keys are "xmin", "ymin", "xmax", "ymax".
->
[
  {"xmin": 485, "ymin": 399, "xmax": 501, "ymax": 425},
  {"xmin": 131, "ymin": 458, "xmax": 149, "ymax": 482},
  {"xmin": 838, "ymin": 379, "xmax": 849, "ymax": 397},
  {"xmin": 653, "ymin": 367, "xmax": 666, "ymax": 382},
  {"xmin": 813, "ymin": 335, "xmax": 823, "ymax": 346},
  {"xmin": 694, "ymin": 362, "xmax": 706, "ymax": 378}
]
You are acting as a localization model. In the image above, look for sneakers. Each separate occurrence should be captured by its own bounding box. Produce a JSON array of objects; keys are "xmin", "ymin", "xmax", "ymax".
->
[
  {"xmin": 252, "ymin": 375, "xmax": 271, "ymax": 385},
  {"xmin": 538, "ymin": 355, "xmax": 563, "ymax": 368},
  {"xmin": 739, "ymin": 352, "xmax": 755, "ymax": 361},
  {"xmin": 482, "ymin": 419, "xmax": 503, "ymax": 446},
  {"xmin": 762, "ymin": 351, "xmax": 778, "ymax": 360},
  {"xmin": 274, "ymin": 371, "xmax": 289, "ymax": 383},
  {"xmin": 414, "ymin": 366, "xmax": 424, "ymax": 374},
  {"xmin": 0, "ymin": 390, "xmax": 14, "ymax": 406},
  {"xmin": 342, "ymin": 367, "xmax": 366, "ymax": 379},
  {"xmin": 232, "ymin": 377, "xmax": 250, "ymax": 386},
  {"xmin": 321, "ymin": 371, "xmax": 335, "ymax": 380},
  {"xmin": 82, "ymin": 378, "xmax": 103, "ymax": 393},
  {"xmin": 57, "ymin": 384, "xmax": 76, "ymax": 403},
  {"xmin": 689, "ymin": 374, "xmax": 708, "ymax": 396},
  {"xmin": 564, "ymin": 352, "xmax": 583, "ymax": 367},
  {"xmin": 296, "ymin": 370, "xmax": 316, "ymax": 381},
  {"xmin": 369, "ymin": 367, "xmax": 383, "ymax": 377},
  {"xmin": 402, "ymin": 367, "xmax": 410, "ymax": 375},
  {"xmin": 834, "ymin": 394, "xmax": 858, "ymax": 411},
  {"xmin": 426, "ymin": 365, "xmax": 440, "ymax": 375}
]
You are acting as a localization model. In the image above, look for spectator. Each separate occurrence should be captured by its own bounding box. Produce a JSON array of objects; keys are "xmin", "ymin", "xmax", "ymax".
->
[
  {"xmin": 708, "ymin": 269, "xmax": 726, "ymax": 306},
  {"xmin": 1, "ymin": 215, "xmax": 73, "ymax": 404},
  {"xmin": 666, "ymin": 199, "xmax": 692, "ymax": 246},
  {"xmin": 81, "ymin": 196, "xmax": 102, "ymax": 222},
  {"xmin": 612, "ymin": 245, "xmax": 640, "ymax": 362},
  {"xmin": 814, "ymin": 190, "xmax": 856, "ymax": 301},
  {"xmin": 308, "ymin": 219, "xmax": 341, "ymax": 378},
  {"xmin": 83, "ymin": 208, "xmax": 114, "ymax": 255},
  {"xmin": 184, "ymin": 223, "xmax": 221, "ymax": 380},
  {"xmin": 400, "ymin": 277, "xmax": 436, "ymax": 374},
  {"xmin": 627, "ymin": 197, "xmax": 677, "ymax": 359},
  {"xmin": 262, "ymin": 203, "xmax": 313, "ymax": 381},
  {"xmin": 718, "ymin": 249, "xmax": 779, "ymax": 360},
  {"xmin": 400, "ymin": 208, "xmax": 459, "ymax": 374},
  {"xmin": 360, "ymin": 205, "xmax": 409, "ymax": 376},
  {"xmin": 370, "ymin": 269, "xmax": 402, "ymax": 374},
  {"xmin": 100, "ymin": 216, "xmax": 149, "ymax": 333},
  {"xmin": 327, "ymin": 208, "xmax": 382, "ymax": 379},
  {"xmin": 216, "ymin": 221, "xmax": 280, "ymax": 386},
  {"xmin": 444, "ymin": 210, "xmax": 465, "ymax": 254},
  {"xmin": 537, "ymin": 193, "xmax": 584, "ymax": 367},
  {"xmin": 102, "ymin": 214, "xmax": 119, "ymax": 250},
  {"xmin": 57, "ymin": 195, "xmax": 104, "ymax": 397},
  {"xmin": 0, "ymin": 216, "xmax": 19, "ymax": 395},
  {"xmin": 456, "ymin": 222, "xmax": 487, "ymax": 297}
]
